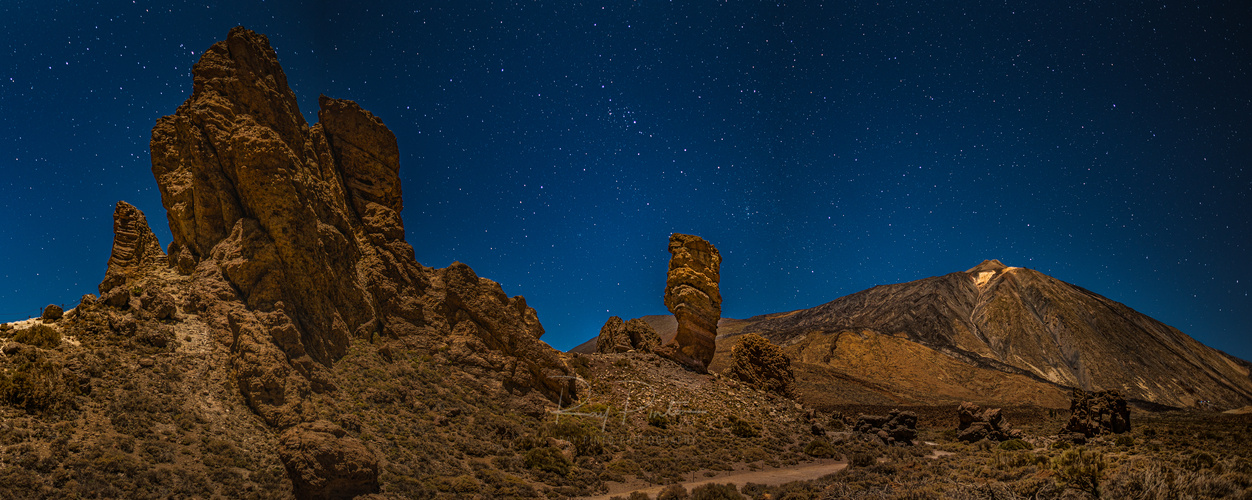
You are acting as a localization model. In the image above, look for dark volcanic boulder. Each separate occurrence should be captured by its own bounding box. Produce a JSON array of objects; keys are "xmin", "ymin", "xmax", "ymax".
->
[
  {"xmin": 657, "ymin": 233, "xmax": 721, "ymax": 371},
  {"xmin": 1064, "ymin": 389, "xmax": 1130, "ymax": 437},
  {"xmin": 279, "ymin": 420, "xmax": 380, "ymax": 500},
  {"xmin": 596, "ymin": 316, "xmax": 662, "ymax": 354},
  {"xmin": 41, "ymin": 304, "xmax": 63, "ymax": 321},
  {"xmin": 728, "ymin": 333, "xmax": 795, "ymax": 396},
  {"xmin": 855, "ymin": 409, "xmax": 918, "ymax": 445},
  {"xmin": 956, "ymin": 402, "xmax": 1022, "ymax": 442}
]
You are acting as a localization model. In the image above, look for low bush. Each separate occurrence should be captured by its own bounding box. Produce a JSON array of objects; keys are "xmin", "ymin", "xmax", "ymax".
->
[
  {"xmin": 804, "ymin": 437, "xmax": 838, "ymax": 458},
  {"xmin": 691, "ymin": 482, "xmax": 743, "ymax": 499},
  {"xmin": 1052, "ymin": 447, "xmax": 1105, "ymax": 497},
  {"xmin": 12, "ymin": 324, "xmax": 60, "ymax": 349},
  {"xmin": 998, "ymin": 439, "xmax": 1031, "ymax": 451},
  {"xmin": 523, "ymin": 446, "xmax": 570, "ymax": 476}
]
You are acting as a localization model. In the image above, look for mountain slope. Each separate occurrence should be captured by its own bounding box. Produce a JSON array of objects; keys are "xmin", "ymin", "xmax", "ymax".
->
[{"xmin": 744, "ymin": 260, "xmax": 1252, "ymax": 409}]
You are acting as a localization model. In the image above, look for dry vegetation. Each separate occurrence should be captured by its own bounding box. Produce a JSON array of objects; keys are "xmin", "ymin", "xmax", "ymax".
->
[{"xmin": 2, "ymin": 305, "xmax": 1250, "ymax": 499}]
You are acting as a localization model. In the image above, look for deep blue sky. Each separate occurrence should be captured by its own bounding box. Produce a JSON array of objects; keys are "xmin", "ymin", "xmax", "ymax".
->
[{"xmin": 2, "ymin": 1, "xmax": 1248, "ymax": 361}]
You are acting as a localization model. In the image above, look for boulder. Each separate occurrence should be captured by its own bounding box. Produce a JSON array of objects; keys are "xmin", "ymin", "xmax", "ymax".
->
[
  {"xmin": 41, "ymin": 304, "xmax": 63, "ymax": 321},
  {"xmin": 140, "ymin": 291, "xmax": 178, "ymax": 321},
  {"xmin": 596, "ymin": 316, "xmax": 662, "ymax": 354},
  {"xmin": 657, "ymin": 233, "xmax": 721, "ymax": 371},
  {"xmin": 956, "ymin": 402, "xmax": 1022, "ymax": 442},
  {"xmin": 854, "ymin": 409, "xmax": 918, "ymax": 446},
  {"xmin": 278, "ymin": 420, "xmax": 380, "ymax": 500},
  {"xmin": 728, "ymin": 333, "xmax": 795, "ymax": 396},
  {"xmin": 1063, "ymin": 388, "xmax": 1130, "ymax": 437}
]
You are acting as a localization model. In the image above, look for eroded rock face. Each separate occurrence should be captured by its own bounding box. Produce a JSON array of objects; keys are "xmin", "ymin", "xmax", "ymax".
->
[
  {"xmin": 728, "ymin": 333, "xmax": 794, "ymax": 396},
  {"xmin": 956, "ymin": 402, "xmax": 1022, "ymax": 442},
  {"xmin": 658, "ymin": 233, "xmax": 721, "ymax": 371},
  {"xmin": 279, "ymin": 420, "xmax": 380, "ymax": 500},
  {"xmin": 147, "ymin": 27, "xmax": 572, "ymax": 426},
  {"xmin": 100, "ymin": 201, "xmax": 167, "ymax": 295},
  {"xmin": 1064, "ymin": 389, "xmax": 1130, "ymax": 437},
  {"xmin": 596, "ymin": 316, "xmax": 662, "ymax": 354}
]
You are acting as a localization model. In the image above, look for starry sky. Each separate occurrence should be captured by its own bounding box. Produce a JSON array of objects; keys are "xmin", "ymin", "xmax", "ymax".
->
[{"xmin": 2, "ymin": 1, "xmax": 1249, "ymax": 361}]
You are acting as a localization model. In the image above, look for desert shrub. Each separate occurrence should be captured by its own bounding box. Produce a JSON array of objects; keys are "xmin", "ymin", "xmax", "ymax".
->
[
  {"xmin": 549, "ymin": 418, "xmax": 603, "ymax": 456},
  {"xmin": 691, "ymin": 482, "xmax": 743, "ymax": 499},
  {"xmin": 850, "ymin": 451, "xmax": 877, "ymax": 468},
  {"xmin": 998, "ymin": 439, "xmax": 1031, "ymax": 451},
  {"xmin": 11, "ymin": 324, "xmax": 60, "ymax": 349},
  {"xmin": 648, "ymin": 411, "xmax": 669, "ymax": 429},
  {"xmin": 1113, "ymin": 435, "xmax": 1135, "ymax": 447},
  {"xmin": 608, "ymin": 458, "xmax": 642, "ymax": 475},
  {"xmin": 804, "ymin": 437, "xmax": 838, "ymax": 458},
  {"xmin": 657, "ymin": 484, "xmax": 689, "ymax": 500},
  {"xmin": 727, "ymin": 416, "xmax": 758, "ymax": 438},
  {"xmin": 0, "ymin": 354, "xmax": 76, "ymax": 412},
  {"xmin": 523, "ymin": 446, "xmax": 570, "ymax": 476},
  {"xmin": 1051, "ymin": 440, "xmax": 1071, "ymax": 450},
  {"xmin": 1052, "ymin": 447, "xmax": 1105, "ymax": 497},
  {"xmin": 626, "ymin": 492, "xmax": 651, "ymax": 500}
]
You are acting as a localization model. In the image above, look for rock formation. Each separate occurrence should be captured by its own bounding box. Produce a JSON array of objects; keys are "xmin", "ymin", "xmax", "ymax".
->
[
  {"xmin": 145, "ymin": 26, "xmax": 571, "ymax": 426},
  {"xmin": 279, "ymin": 420, "xmax": 380, "ymax": 499},
  {"xmin": 728, "ymin": 333, "xmax": 795, "ymax": 396},
  {"xmin": 99, "ymin": 201, "xmax": 167, "ymax": 295},
  {"xmin": 956, "ymin": 402, "xmax": 1022, "ymax": 442},
  {"xmin": 596, "ymin": 316, "xmax": 662, "ymax": 354},
  {"xmin": 1063, "ymin": 389, "xmax": 1130, "ymax": 438},
  {"xmin": 41, "ymin": 304, "xmax": 63, "ymax": 322},
  {"xmin": 854, "ymin": 409, "xmax": 918, "ymax": 446},
  {"xmin": 658, "ymin": 233, "xmax": 721, "ymax": 371}
]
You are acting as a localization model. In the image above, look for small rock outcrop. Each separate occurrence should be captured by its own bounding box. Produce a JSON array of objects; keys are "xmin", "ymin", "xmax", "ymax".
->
[
  {"xmin": 41, "ymin": 304, "xmax": 63, "ymax": 321},
  {"xmin": 658, "ymin": 233, "xmax": 721, "ymax": 371},
  {"xmin": 596, "ymin": 316, "xmax": 662, "ymax": 354},
  {"xmin": 854, "ymin": 409, "xmax": 918, "ymax": 446},
  {"xmin": 1063, "ymin": 389, "xmax": 1130, "ymax": 437},
  {"xmin": 956, "ymin": 402, "xmax": 1022, "ymax": 442},
  {"xmin": 279, "ymin": 420, "xmax": 380, "ymax": 500},
  {"xmin": 728, "ymin": 333, "xmax": 795, "ymax": 396},
  {"xmin": 100, "ymin": 201, "xmax": 167, "ymax": 295}
]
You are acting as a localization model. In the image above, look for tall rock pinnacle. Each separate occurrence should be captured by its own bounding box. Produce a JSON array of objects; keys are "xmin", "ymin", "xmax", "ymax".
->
[
  {"xmin": 659, "ymin": 233, "xmax": 722, "ymax": 371},
  {"xmin": 147, "ymin": 27, "xmax": 572, "ymax": 426},
  {"xmin": 100, "ymin": 201, "xmax": 167, "ymax": 293}
]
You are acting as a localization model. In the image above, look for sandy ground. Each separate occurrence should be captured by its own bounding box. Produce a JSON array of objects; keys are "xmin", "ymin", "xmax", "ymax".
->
[{"xmin": 578, "ymin": 459, "xmax": 847, "ymax": 500}]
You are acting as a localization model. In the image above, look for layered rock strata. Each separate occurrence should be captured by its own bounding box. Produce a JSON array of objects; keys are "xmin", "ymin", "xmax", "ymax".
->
[
  {"xmin": 658, "ymin": 233, "xmax": 721, "ymax": 371},
  {"xmin": 100, "ymin": 201, "xmax": 167, "ymax": 294}
]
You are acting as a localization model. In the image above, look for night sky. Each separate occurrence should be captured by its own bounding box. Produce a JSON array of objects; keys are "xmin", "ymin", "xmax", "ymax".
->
[{"xmin": 3, "ymin": 2, "xmax": 1249, "ymax": 361}]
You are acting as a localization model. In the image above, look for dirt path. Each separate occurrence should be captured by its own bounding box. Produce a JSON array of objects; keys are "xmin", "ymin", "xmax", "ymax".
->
[{"xmin": 578, "ymin": 459, "xmax": 847, "ymax": 500}]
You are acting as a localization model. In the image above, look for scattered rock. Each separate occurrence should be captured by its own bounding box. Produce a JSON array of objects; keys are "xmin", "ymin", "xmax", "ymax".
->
[
  {"xmin": 1063, "ymin": 388, "xmax": 1130, "ymax": 437},
  {"xmin": 657, "ymin": 233, "xmax": 721, "ymax": 371},
  {"xmin": 138, "ymin": 357, "xmax": 155, "ymax": 368},
  {"xmin": 41, "ymin": 304, "xmax": 64, "ymax": 321},
  {"xmin": 956, "ymin": 402, "xmax": 1023, "ymax": 442},
  {"xmin": 854, "ymin": 409, "xmax": 918, "ymax": 446},
  {"xmin": 2, "ymin": 342, "xmax": 23, "ymax": 355},
  {"xmin": 102, "ymin": 287, "xmax": 131, "ymax": 309},
  {"xmin": 79, "ymin": 294, "xmax": 98, "ymax": 308},
  {"xmin": 728, "ymin": 333, "xmax": 795, "ymax": 396},
  {"xmin": 596, "ymin": 316, "xmax": 662, "ymax": 354},
  {"xmin": 279, "ymin": 420, "xmax": 380, "ymax": 500},
  {"xmin": 140, "ymin": 291, "xmax": 178, "ymax": 320}
]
